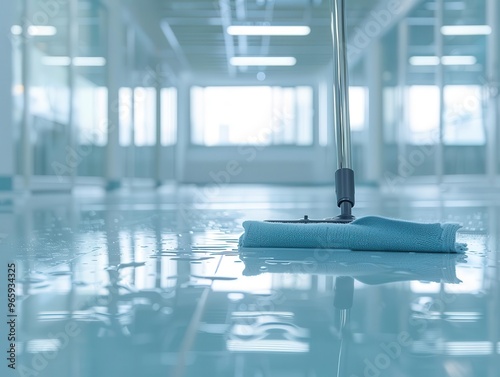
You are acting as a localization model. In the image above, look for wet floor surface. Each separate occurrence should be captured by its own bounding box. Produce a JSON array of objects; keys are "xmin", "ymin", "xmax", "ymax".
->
[{"xmin": 2, "ymin": 185, "xmax": 500, "ymax": 377}]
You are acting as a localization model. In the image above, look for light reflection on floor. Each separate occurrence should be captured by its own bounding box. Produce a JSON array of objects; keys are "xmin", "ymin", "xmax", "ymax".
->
[{"xmin": 3, "ymin": 185, "xmax": 499, "ymax": 377}]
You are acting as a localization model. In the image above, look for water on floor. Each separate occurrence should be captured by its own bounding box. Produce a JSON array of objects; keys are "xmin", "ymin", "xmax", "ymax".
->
[{"xmin": 2, "ymin": 185, "xmax": 499, "ymax": 377}]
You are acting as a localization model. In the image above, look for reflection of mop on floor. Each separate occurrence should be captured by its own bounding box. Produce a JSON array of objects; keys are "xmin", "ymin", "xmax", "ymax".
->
[
  {"xmin": 334, "ymin": 276, "xmax": 353, "ymax": 377},
  {"xmin": 239, "ymin": 0, "xmax": 467, "ymax": 254},
  {"xmin": 239, "ymin": 248, "xmax": 465, "ymax": 285},
  {"xmin": 238, "ymin": 251, "xmax": 463, "ymax": 376}
]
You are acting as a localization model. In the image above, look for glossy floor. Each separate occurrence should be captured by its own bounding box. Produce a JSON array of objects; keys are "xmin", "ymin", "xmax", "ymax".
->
[{"xmin": 3, "ymin": 184, "xmax": 499, "ymax": 377}]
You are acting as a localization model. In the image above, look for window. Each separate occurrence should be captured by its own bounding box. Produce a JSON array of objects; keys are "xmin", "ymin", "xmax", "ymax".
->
[
  {"xmin": 134, "ymin": 87, "xmax": 156, "ymax": 146},
  {"xmin": 120, "ymin": 87, "xmax": 176, "ymax": 147},
  {"xmin": 406, "ymin": 85, "xmax": 485, "ymax": 145},
  {"xmin": 349, "ymin": 86, "xmax": 367, "ymax": 132},
  {"xmin": 444, "ymin": 85, "xmax": 484, "ymax": 145},
  {"xmin": 191, "ymin": 86, "xmax": 313, "ymax": 146},
  {"xmin": 407, "ymin": 85, "xmax": 440, "ymax": 145},
  {"xmin": 76, "ymin": 85, "xmax": 108, "ymax": 146},
  {"xmin": 30, "ymin": 86, "xmax": 70, "ymax": 126},
  {"xmin": 161, "ymin": 88, "xmax": 177, "ymax": 146},
  {"xmin": 119, "ymin": 87, "xmax": 132, "ymax": 146}
]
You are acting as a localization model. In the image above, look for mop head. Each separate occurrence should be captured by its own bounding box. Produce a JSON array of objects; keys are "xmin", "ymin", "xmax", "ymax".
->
[{"xmin": 239, "ymin": 216, "xmax": 467, "ymax": 253}]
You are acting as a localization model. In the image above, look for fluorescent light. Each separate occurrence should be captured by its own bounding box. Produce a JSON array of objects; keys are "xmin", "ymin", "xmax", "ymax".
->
[
  {"xmin": 42, "ymin": 56, "xmax": 107, "ymax": 66},
  {"xmin": 409, "ymin": 56, "xmax": 440, "ymax": 66},
  {"xmin": 227, "ymin": 25, "xmax": 310, "ymax": 36},
  {"xmin": 230, "ymin": 57, "xmax": 296, "ymax": 66},
  {"xmin": 409, "ymin": 56, "xmax": 477, "ymax": 66},
  {"xmin": 42, "ymin": 56, "xmax": 71, "ymax": 66},
  {"xmin": 226, "ymin": 339, "xmax": 309, "ymax": 353},
  {"xmin": 441, "ymin": 25, "xmax": 492, "ymax": 36},
  {"xmin": 26, "ymin": 339, "xmax": 61, "ymax": 353},
  {"xmin": 11, "ymin": 25, "xmax": 58, "ymax": 36},
  {"xmin": 73, "ymin": 57, "xmax": 106, "ymax": 66},
  {"xmin": 441, "ymin": 56, "xmax": 477, "ymax": 65},
  {"xmin": 28, "ymin": 25, "xmax": 57, "ymax": 36},
  {"xmin": 11, "ymin": 25, "xmax": 22, "ymax": 35}
]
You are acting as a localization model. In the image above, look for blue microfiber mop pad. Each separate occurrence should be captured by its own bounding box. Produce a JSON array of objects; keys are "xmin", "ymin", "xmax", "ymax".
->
[{"xmin": 239, "ymin": 216, "xmax": 467, "ymax": 253}]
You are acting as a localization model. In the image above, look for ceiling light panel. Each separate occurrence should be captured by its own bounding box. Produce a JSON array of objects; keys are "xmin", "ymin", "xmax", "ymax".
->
[
  {"xmin": 441, "ymin": 25, "xmax": 492, "ymax": 36},
  {"xmin": 227, "ymin": 25, "xmax": 311, "ymax": 36},
  {"xmin": 230, "ymin": 57, "xmax": 297, "ymax": 66}
]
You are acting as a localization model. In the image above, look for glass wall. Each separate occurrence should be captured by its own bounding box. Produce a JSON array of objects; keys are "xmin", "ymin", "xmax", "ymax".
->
[
  {"xmin": 116, "ymin": 86, "xmax": 177, "ymax": 180},
  {"xmin": 8, "ymin": 0, "xmax": 498, "ymax": 186},
  {"xmin": 119, "ymin": 88, "xmax": 178, "ymax": 148},
  {"xmin": 72, "ymin": 0, "xmax": 108, "ymax": 178},
  {"xmin": 12, "ymin": 0, "xmax": 178, "ymax": 185},
  {"xmin": 13, "ymin": 0, "xmax": 72, "ymax": 178},
  {"xmin": 191, "ymin": 86, "xmax": 313, "ymax": 146},
  {"xmin": 381, "ymin": 0, "xmax": 491, "ymax": 184}
]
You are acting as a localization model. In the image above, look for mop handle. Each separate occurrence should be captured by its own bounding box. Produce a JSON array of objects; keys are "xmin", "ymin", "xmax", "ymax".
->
[{"xmin": 331, "ymin": 0, "xmax": 352, "ymax": 170}]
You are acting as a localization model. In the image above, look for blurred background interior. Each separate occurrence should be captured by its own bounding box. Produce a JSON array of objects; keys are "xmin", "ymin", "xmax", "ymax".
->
[{"xmin": 0, "ymin": 0, "xmax": 499, "ymax": 192}]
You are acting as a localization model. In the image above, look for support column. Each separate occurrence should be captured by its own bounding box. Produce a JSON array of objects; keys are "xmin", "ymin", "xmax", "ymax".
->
[
  {"xmin": 68, "ymin": 0, "xmax": 78, "ymax": 188},
  {"xmin": 365, "ymin": 40, "xmax": 384, "ymax": 185},
  {"xmin": 323, "ymin": 63, "xmax": 337, "ymax": 180},
  {"xmin": 435, "ymin": 0, "xmax": 445, "ymax": 184},
  {"xmin": 397, "ymin": 20, "xmax": 409, "ymax": 180},
  {"xmin": 487, "ymin": 0, "xmax": 499, "ymax": 184},
  {"xmin": 105, "ymin": 0, "xmax": 123, "ymax": 190},
  {"xmin": 0, "ymin": 1, "xmax": 15, "ymax": 191},
  {"xmin": 318, "ymin": 65, "xmax": 333, "ymax": 148},
  {"xmin": 175, "ymin": 74, "xmax": 190, "ymax": 183},
  {"xmin": 126, "ymin": 27, "xmax": 136, "ymax": 186},
  {"xmin": 155, "ymin": 81, "xmax": 163, "ymax": 186},
  {"xmin": 317, "ymin": 66, "xmax": 335, "ymax": 183},
  {"xmin": 21, "ymin": 0, "xmax": 33, "ymax": 190},
  {"xmin": 129, "ymin": 86, "xmax": 136, "ymax": 184}
]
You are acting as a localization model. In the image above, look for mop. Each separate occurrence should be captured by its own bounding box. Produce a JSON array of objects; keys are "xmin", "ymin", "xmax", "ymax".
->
[{"xmin": 239, "ymin": 0, "xmax": 466, "ymax": 253}]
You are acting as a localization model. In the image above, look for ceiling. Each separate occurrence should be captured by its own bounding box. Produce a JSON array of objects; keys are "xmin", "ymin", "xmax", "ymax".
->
[
  {"xmin": 24, "ymin": 0, "xmax": 489, "ymax": 86},
  {"xmin": 127, "ymin": 0, "xmax": 422, "ymax": 79}
]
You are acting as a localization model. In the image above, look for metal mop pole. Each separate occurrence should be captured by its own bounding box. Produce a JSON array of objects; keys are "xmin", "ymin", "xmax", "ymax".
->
[
  {"xmin": 331, "ymin": 0, "xmax": 355, "ymax": 221},
  {"xmin": 264, "ymin": 0, "xmax": 355, "ymax": 224},
  {"xmin": 334, "ymin": 276, "xmax": 354, "ymax": 376}
]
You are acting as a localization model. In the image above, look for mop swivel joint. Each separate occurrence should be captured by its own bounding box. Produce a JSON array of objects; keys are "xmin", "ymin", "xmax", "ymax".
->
[{"xmin": 334, "ymin": 168, "xmax": 355, "ymax": 222}]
